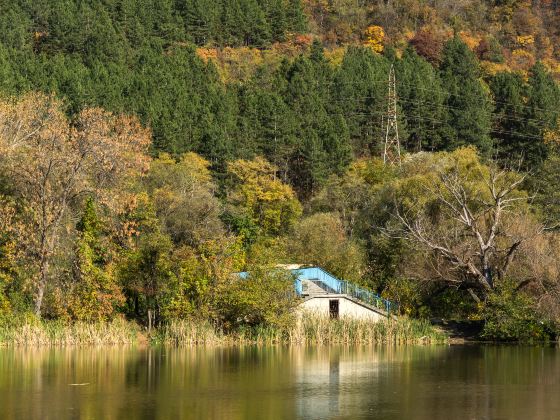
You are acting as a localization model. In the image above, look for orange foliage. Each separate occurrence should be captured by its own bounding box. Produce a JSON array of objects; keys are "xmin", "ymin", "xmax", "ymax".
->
[
  {"xmin": 459, "ymin": 31, "xmax": 481, "ymax": 51},
  {"xmin": 196, "ymin": 48, "xmax": 218, "ymax": 63},
  {"xmin": 0, "ymin": 93, "xmax": 151, "ymax": 315}
]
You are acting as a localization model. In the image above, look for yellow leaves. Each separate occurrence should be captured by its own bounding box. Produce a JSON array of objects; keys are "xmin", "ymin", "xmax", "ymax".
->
[
  {"xmin": 363, "ymin": 25, "xmax": 385, "ymax": 53},
  {"xmin": 180, "ymin": 152, "xmax": 212, "ymax": 183},
  {"xmin": 516, "ymin": 35, "xmax": 534, "ymax": 47},
  {"xmin": 228, "ymin": 157, "xmax": 302, "ymax": 235},
  {"xmin": 151, "ymin": 152, "xmax": 212, "ymax": 186},
  {"xmin": 324, "ymin": 47, "xmax": 346, "ymax": 67},
  {"xmin": 544, "ymin": 117, "xmax": 560, "ymax": 150},
  {"xmin": 458, "ymin": 31, "xmax": 481, "ymax": 51},
  {"xmin": 480, "ymin": 61, "xmax": 509, "ymax": 76}
]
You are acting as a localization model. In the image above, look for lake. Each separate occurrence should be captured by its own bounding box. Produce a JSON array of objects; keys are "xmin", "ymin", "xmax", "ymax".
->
[{"xmin": 0, "ymin": 345, "xmax": 558, "ymax": 419}]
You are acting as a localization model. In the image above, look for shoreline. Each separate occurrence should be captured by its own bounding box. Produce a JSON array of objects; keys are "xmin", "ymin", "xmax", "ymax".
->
[{"xmin": 0, "ymin": 317, "xmax": 448, "ymax": 347}]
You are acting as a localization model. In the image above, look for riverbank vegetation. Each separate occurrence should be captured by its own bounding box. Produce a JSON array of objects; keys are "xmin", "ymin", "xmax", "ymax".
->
[
  {"xmin": 0, "ymin": 316, "xmax": 445, "ymax": 346},
  {"xmin": 0, "ymin": 1, "xmax": 559, "ymax": 343}
]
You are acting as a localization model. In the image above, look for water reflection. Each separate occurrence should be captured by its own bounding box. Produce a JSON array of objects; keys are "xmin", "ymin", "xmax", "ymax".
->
[{"xmin": 0, "ymin": 345, "xmax": 558, "ymax": 419}]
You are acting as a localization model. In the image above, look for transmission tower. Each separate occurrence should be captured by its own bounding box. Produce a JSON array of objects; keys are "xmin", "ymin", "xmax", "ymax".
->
[{"xmin": 383, "ymin": 64, "xmax": 401, "ymax": 165}]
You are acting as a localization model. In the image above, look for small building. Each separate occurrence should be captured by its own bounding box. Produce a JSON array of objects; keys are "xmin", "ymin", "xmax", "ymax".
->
[{"xmin": 284, "ymin": 265, "xmax": 397, "ymax": 321}]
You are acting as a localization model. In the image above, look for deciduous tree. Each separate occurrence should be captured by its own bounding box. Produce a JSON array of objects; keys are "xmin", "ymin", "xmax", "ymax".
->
[{"xmin": 0, "ymin": 93, "xmax": 150, "ymax": 316}]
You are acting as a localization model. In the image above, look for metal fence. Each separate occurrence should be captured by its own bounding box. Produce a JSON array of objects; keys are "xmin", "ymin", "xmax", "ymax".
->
[{"xmin": 293, "ymin": 267, "xmax": 398, "ymax": 314}]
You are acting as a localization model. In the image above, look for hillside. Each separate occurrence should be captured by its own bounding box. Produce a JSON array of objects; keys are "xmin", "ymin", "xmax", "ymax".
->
[{"xmin": 0, "ymin": 0, "xmax": 559, "ymax": 340}]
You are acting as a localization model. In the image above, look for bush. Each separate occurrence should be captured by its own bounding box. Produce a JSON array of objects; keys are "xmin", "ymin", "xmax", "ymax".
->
[{"xmin": 481, "ymin": 282, "xmax": 551, "ymax": 342}]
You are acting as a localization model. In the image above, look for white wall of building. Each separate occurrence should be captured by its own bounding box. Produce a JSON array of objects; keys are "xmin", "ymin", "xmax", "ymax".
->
[{"xmin": 299, "ymin": 295, "xmax": 386, "ymax": 321}]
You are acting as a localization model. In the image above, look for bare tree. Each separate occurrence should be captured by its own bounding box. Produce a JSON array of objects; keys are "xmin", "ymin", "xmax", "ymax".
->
[
  {"xmin": 0, "ymin": 93, "xmax": 151, "ymax": 316},
  {"xmin": 391, "ymin": 162, "xmax": 539, "ymax": 301}
]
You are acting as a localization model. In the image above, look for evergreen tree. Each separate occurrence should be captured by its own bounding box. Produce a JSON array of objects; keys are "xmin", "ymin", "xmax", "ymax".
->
[
  {"xmin": 239, "ymin": 0, "xmax": 271, "ymax": 47},
  {"xmin": 285, "ymin": 0, "xmax": 307, "ymax": 33},
  {"xmin": 259, "ymin": 0, "xmax": 288, "ymax": 41},
  {"xmin": 236, "ymin": 84, "xmax": 298, "ymax": 178},
  {"xmin": 396, "ymin": 46, "xmax": 445, "ymax": 152},
  {"xmin": 490, "ymin": 71, "xmax": 526, "ymax": 163},
  {"xmin": 522, "ymin": 62, "xmax": 560, "ymax": 167},
  {"xmin": 180, "ymin": 0, "xmax": 220, "ymax": 45},
  {"xmin": 439, "ymin": 37, "xmax": 493, "ymax": 154},
  {"xmin": 284, "ymin": 40, "xmax": 351, "ymax": 196},
  {"xmin": 333, "ymin": 46, "xmax": 389, "ymax": 156}
]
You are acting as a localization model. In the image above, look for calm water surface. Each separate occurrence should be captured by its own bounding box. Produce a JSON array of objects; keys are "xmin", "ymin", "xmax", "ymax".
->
[{"xmin": 0, "ymin": 345, "xmax": 558, "ymax": 419}]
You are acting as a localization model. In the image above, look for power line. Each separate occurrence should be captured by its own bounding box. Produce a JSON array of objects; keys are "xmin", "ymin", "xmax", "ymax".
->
[{"xmin": 383, "ymin": 65, "xmax": 401, "ymax": 165}]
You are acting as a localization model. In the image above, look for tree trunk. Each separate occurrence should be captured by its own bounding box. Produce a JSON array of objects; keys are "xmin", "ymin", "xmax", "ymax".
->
[
  {"xmin": 148, "ymin": 309, "xmax": 153, "ymax": 332},
  {"xmin": 34, "ymin": 230, "xmax": 57, "ymax": 317},
  {"xmin": 34, "ymin": 255, "xmax": 49, "ymax": 317}
]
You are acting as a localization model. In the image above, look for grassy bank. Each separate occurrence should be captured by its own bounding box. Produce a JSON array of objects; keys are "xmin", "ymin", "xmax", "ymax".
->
[
  {"xmin": 0, "ymin": 316, "xmax": 447, "ymax": 346},
  {"xmin": 156, "ymin": 316, "xmax": 448, "ymax": 346},
  {"xmin": 0, "ymin": 317, "xmax": 139, "ymax": 346}
]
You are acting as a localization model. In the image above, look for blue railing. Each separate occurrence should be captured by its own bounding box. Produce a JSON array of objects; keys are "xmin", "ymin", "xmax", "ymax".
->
[
  {"xmin": 237, "ymin": 266, "xmax": 399, "ymax": 315},
  {"xmin": 292, "ymin": 267, "xmax": 398, "ymax": 315}
]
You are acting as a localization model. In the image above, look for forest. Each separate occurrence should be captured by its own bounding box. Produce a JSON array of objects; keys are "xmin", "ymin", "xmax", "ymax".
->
[{"xmin": 0, "ymin": 0, "xmax": 559, "ymax": 341}]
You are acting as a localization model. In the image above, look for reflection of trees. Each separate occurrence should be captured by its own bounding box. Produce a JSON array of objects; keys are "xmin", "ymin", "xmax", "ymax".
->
[{"xmin": 0, "ymin": 346, "xmax": 559, "ymax": 419}]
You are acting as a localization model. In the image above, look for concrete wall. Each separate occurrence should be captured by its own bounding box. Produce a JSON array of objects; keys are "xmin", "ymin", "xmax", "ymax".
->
[{"xmin": 299, "ymin": 295, "xmax": 386, "ymax": 321}]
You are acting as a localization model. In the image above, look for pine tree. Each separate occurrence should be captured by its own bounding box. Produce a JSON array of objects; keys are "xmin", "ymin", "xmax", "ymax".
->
[
  {"xmin": 396, "ymin": 46, "xmax": 445, "ymax": 152},
  {"xmin": 240, "ymin": 0, "xmax": 271, "ymax": 47},
  {"xmin": 285, "ymin": 0, "xmax": 307, "ymax": 33},
  {"xmin": 284, "ymin": 40, "xmax": 351, "ymax": 197},
  {"xmin": 236, "ymin": 84, "xmax": 298, "ymax": 178},
  {"xmin": 490, "ymin": 71, "xmax": 526, "ymax": 163},
  {"xmin": 179, "ymin": 0, "xmax": 220, "ymax": 45},
  {"xmin": 439, "ymin": 37, "xmax": 493, "ymax": 154},
  {"xmin": 258, "ymin": 0, "xmax": 287, "ymax": 41},
  {"xmin": 332, "ymin": 46, "xmax": 390, "ymax": 156},
  {"xmin": 522, "ymin": 62, "xmax": 560, "ymax": 167}
]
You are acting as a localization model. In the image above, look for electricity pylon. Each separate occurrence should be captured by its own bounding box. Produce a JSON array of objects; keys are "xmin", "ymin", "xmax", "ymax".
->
[{"xmin": 383, "ymin": 64, "xmax": 401, "ymax": 165}]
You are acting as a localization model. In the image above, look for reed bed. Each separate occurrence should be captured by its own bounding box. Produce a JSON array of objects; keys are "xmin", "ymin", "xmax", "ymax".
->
[
  {"xmin": 290, "ymin": 316, "xmax": 447, "ymax": 345},
  {"xmin": 156, "ymin": 316, "xmax": 447, "ymax": 346},
  {"xmin": 155, "ymin": 319, "xmax": 224, "ymax": 345},
  {"xmin": 0, "ymin": 315, "xmax": 446, "ymax": 346},
  {"xmin": 0, "ymin": 317, "xmax": 139, "ymax": 346}
]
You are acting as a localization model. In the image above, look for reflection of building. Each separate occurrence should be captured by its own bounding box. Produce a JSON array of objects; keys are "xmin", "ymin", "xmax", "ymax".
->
[{"xmin": 293, "ymin": 346, "xmax": 384, "ymax": 419}]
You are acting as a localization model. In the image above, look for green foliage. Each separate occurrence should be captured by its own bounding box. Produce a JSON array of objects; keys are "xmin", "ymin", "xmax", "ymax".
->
[
  {"xmin": 528, "ymin": 154, "xmax": 560, "ymax": 226},
  {"xmin": 439, "ymin": 37, "xmax": 493, "ymax": 154},
  {"xmin": 396, "ymin": 47, "xmax": 445, "ymax": 151},
  {"xmin": 68, "ymin": 198, "xmax": 124, "ymax": 322},
  {"xmin": 491, "ymin": 64, "xmax": 560, "ymax": 168},
  {"xmin": 212, "ymin": 266, "xmax": 298, "ymax": 330},
  {"xmin": 118, "ymin": 231, "xmax": 176, "ymax": 326},
  {"xmin": 0, "ymin": 0, "xmax": 559, "ymax": 341},
  {"xmin": 287, "ymin": 212, "xmax": 365, "ymax": 283},
  {"xmin": 522, "ymin": 62, "xmax": 560, "ymax": 166},
  {"xmin": 284, "ymin": 41, "xmax": 352, "ymax": 196},
  {"xmin": 481, "ymin": 282, "xmax": 551, "ymax": 342},
  {"xmin": 227, "ymin": 157, "xmax": 302, "ymax": 236},
  {"xmin": 332, "ymin": 46, "xmax": 389, "ymax": 155},
  {"xmin": 145, "ymin": 153, "xmax": 224, "ymax": 246},
  {"xmin": 0, "ymin": 235, "xmax": 16, "ymax": 316},
  {"xmin": 381, "ymin": 277, "xmax": 424, "ymax": 317}
]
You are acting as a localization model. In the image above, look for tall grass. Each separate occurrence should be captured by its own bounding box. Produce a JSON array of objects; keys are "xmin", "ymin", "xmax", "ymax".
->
[
  {"xmin": 289, "ymin": 316, "xmax": 447, "ymax": 345},
  {"xmin": 156, "ymin": 316, "xmax": 448, "ymax": 346},
  {"xmin": 0, "ymin": 317, "xmax": 139, "ymax": 346},
  {"xmin": 0, "ymin": 315, "xmax": 447, "ymax": 346}
]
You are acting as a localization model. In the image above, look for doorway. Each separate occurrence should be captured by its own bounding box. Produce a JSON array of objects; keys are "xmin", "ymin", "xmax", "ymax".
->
[{"xmin": 329, "ymin": 299, "xmax": 339, "ymax": 319}]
